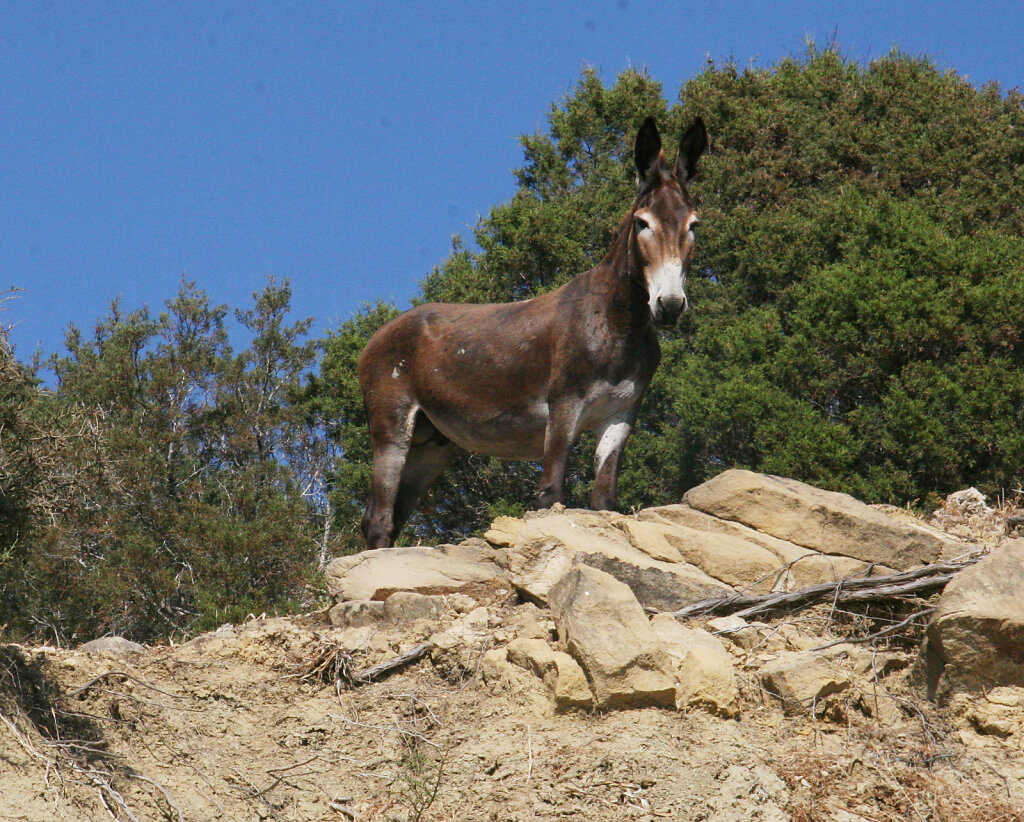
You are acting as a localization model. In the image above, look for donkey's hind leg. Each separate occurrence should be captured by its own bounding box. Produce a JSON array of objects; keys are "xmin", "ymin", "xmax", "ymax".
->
[{"xmin": 392, "ymin": 434, "xmax": 458, "ymax": 541}]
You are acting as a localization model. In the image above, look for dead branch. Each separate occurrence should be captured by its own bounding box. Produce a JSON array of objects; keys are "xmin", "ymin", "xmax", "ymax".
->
[
  {"xmin": 68, "ymin": 670, "xmax": 188, "ymax": 700},
  {"xmin": 811, "ymin": 607, "xmax": 936, "ymax": 651},
  {"xmin": 350, "ymin": 643, "xmax": 432, "ymax": 685},
  {"xmin": 667, "ymin": 558, "xmax": 979, "ymax": 621}
]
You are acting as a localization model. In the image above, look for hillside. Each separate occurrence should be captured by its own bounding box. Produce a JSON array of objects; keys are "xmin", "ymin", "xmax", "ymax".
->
[{"xmin": 3, "ymin": 474, "xmax": 1024, "ymax": 821}]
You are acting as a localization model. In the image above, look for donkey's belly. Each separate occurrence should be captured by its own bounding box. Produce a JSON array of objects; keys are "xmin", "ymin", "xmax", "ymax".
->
[{"xmin": 422, "ymin": 403, "xmax": 548, "ymax": 461}]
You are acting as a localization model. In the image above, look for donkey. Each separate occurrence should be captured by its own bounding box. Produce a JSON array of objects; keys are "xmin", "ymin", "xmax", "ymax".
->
[{"xmin": 358, "ymin": 116, "xmax": 707, "ymax": 548}]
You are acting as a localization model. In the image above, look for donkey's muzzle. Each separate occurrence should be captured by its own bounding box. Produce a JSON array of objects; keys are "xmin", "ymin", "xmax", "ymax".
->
[{"xmin": 654, "ymin": 294, "xmax": 688, "ymax": 327}]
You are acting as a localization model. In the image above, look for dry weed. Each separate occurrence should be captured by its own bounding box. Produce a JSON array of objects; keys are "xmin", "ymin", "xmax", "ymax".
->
[{"xmin": 776, "ymin": 744, "xmax": 1024, "ymax": 822}]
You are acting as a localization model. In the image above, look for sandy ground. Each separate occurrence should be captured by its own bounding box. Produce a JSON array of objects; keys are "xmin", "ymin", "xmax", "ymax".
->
[
  {"xmin": 3, "ymin": 588, "xmax": 1024, "ymax": 822},
  {"xmin": 3, "ymin": 494, "xmax": 1023, "ymax": 821}
]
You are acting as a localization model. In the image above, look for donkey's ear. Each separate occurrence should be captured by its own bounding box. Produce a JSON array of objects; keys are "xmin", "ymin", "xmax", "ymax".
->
[
  {"xmin": 634, "ymin": 116, "xmax": 663, "ymax": 189},
  {"xmin": 675, "ymin": 118, "xmax": 708, "ymax": 183}
]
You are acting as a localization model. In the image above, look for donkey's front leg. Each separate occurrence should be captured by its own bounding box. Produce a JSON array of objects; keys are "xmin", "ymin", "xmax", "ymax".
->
[
  {"xmin": 361, "ymin": 407, "xmax": 417, "ymax": 548},
  {"xmin": 535, "ymin": 402, "xmax": 581, "ymax": 509},
  {"xmin": 590, "ymin": 415, "xmax": 634, "ymax": 511}
]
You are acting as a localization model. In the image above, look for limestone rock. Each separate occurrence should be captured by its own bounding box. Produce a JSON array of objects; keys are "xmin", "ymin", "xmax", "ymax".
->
[
  {"xmin": 548, "ymin": 564, "xmax": 675, "ymax": 710},
  {"xmin": 638, "ymin": 504, "xmax": 888, "ymax": 587},
  {"xmin": 78, "ymin": 636, "xmax": 146, "ymax": 655},
  {"xmin": 684, "ymin": 469, "xmax": 953, "ymax": 568},
  {"xmin": 484, "ymin": 516, "xmax": 525, "ymax": 548},
  {"xmin": 924, "ymin": 540, "xmax": 1024, "ymax": 701},
  {"xmin": 429, "ymin": 608, "xmax": 492, "ymax": 680},
  {"xmin": 480, "ymin": 647, "xmax": 511, "ymax": 684},
  {"xmin": 508, "ymin": 511, "xmax": 731, "ymax": 611},
  {"xmin": 325, "ymin": 544, "xmax": 505, "ymax": 602},
  {"xmin": 505, "ymin": 638, "xmax": 593, "ymax": 711},
  {"xmin": 328, "ymin": 600, "xmax": 384, "ymax": 628},
  {"xmin": 382, "ymin": 591, "xmax": 445, "ymax": 623},
  {"xmin": 706, "ymin": 615, "xmax": 764, "ymax": 652},
  {"xmin": 612, "ymin": 518, "xmax": 685, "ymax": 562},
  {"xmin": 650, "ymin": 614, "xmax": 738, "ymax": 716},
  {"xmin": 758, "ymin": 650, "xmax": 852, "ymax": 714}
]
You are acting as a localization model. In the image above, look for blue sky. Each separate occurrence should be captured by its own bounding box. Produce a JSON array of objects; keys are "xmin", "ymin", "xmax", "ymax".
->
[{"xmin": 3, "ymin": 1, "xmax": 1023, "ymax": 364}]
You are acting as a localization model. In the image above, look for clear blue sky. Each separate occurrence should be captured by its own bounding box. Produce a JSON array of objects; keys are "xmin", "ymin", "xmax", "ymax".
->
[{"xmin": 3, "ymin": 1, "xmax": 1023, "ymax": 364}]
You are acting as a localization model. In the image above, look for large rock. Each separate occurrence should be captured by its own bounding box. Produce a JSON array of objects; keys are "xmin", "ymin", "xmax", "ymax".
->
[
  {"xmin": 684, "ymin": 469, "xmax": 952, "ymax": 568},
  {"xmin": 508, "ymin": 511, "xmax": 732, "ymax": 611},
  {"xmin": 620, "ymin": 516, "xmax": 784, "ymax": 593},
  {"xmin": 382, "ymin": 591, "xmax": 446, "ymax": 622},
  {"xmin": 923, "ymin": 540, "xmax": 1024, "ymax": 701},
  {"xmin": 548, "ymin": 564, "xmax": 676, "ymax": 710},
  {"xmin": 639, "ymin": 504, "xmax": 887, "ymax": 588},
  {"xmin": 325, "ymin": 543, "xmax": 505, "ymax": 602},
  {"xmin": 650, "ymin": 614, "xmax": 738, "ymax": 716},
  {"xmin": 505, "ymin": 638, "xmax": 593, "ymax": 711}
]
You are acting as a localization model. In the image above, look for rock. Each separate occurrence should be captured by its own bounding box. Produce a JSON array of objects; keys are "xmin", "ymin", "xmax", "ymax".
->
[
  {"xmin": 579, "ymin": 553, "xmax": 734, "ymax": 613},
  {"xmin": 429, "ymin": 607, "xmax": 492, "ymax": 680},
  {"xmin": 963, "ymin": 692, "xmax": 1023, "ymax": 739},
  {"xmin": 484, "ymin": 516, "xmax": 525, "ymax": 548},
  {"xmin": 328, "ymin": 600, "xmax": 384, "ymax": 627},
  {"xmin": 548, "ymin": 565, "xmax": 675, "ymax": 710},
  {"xmin": 758, "ymin": 650, "xmax": 852, "ymax": 715},
  {"xmin": 650, "ymin": 614, "xmax": 738, "ymax": 716},
  {"xmin": 78, "ymin": 636, "xmax": 146, "ymax": 655},
  {"xmin": 923, "ymin": 539, "xmax": 1024, "ymax": 701},
  {"xmin": 444, "ymin": 593, "xmax": 478, "ymax": 614},
  {"xmin": 706, "ymin": 615, "xmax": 764, "ymax": 652},
  {"xmin": 684, "ymin": 469, "xmax": 952, "ymax": 568},
  {"xmin": 382, "ymin": 591, "xmax": 445, "ymax": 623},
  {"xmin": 639, "ymin": 504, "xmax": 888, "ymax": 587},
  {"xmin": 508, "ymin": 511, "xmax": 732, "ymax": 611},
  {"xmin": 613, "ymin": 518, "xmax": 685, "ymax": 562},
  {"xmin": 325, "ymin": 544, "xmax": 505, "ymax": 602},
  {"xmin": 505, "ymin": 638, "xmax": 593, "ymax": 711},
  {"xmin": 480, "ymin": 647, "xmax": 510, "ymax": 684}
]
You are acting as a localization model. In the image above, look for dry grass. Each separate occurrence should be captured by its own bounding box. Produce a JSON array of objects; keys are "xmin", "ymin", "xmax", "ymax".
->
[{"xmin": 776, "ymin": 743, "xmax": 1024, "ymax": 822}]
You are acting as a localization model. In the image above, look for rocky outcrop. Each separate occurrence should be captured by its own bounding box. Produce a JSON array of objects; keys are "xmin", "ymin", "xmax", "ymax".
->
[
  {"xmin": 548, "ymin": 565, "xmax": 676, "ymax": 710},
  {"xmin": 683, "ymin": 469, "xmax": 956, "ymax": 568},
  {"xmin": 924, "ymin": 539, "xmax": 1024, "ymax": 701},
  {"xmin": 321, "ymin": 471, "xmax": 1000, "ymax": 716},
  {"xmin": 637, "ymin": 503, "xmax": 888, "ymax": 588},
  {"xmin": 77, "ymin": 636, "xmax": 146, "ymax": 655}
]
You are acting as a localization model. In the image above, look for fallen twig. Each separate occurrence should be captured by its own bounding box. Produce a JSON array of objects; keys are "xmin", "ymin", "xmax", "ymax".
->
[
  {"xmin": 349, "ymin": 643, "xmax": 432, "ymax": 686},
  {"xmin": 810, "ymin": 607, "xmax": 936, "ymax": 651},
  {"xmin": 667, "ymin": 559, "xmax": 979, "ymax": 621},
  {"xmin": 68, "ymin": 670, "xmax": 189, "ymax": 700}
]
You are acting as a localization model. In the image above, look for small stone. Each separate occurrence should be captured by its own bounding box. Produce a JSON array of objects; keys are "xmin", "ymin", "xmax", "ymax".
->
[{"xmin": 77, "ymin": 637, "xmax": 146, "ymax": 655}]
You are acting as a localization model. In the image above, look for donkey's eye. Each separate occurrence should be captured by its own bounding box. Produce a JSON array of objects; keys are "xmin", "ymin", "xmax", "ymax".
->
[{"xmin": 634, "ymin": 217, "xmax": 650, "ymax": 232}]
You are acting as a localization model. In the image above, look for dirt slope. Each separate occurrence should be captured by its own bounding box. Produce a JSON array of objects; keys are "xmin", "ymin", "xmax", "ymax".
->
[{"xmin": 3, "ymin": 592, "xmax": 1024, "ymax": 822}]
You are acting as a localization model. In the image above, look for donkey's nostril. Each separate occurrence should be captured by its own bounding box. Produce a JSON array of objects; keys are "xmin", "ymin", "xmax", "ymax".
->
[{"xmin": 656, "ymin": 295, "xmax": 685, "ymax": 326}]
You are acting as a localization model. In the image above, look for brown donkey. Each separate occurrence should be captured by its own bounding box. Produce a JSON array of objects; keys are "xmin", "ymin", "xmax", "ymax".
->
[{"xmin": 358, "ymin": 117, "xmax": 707, "ymax": 548}]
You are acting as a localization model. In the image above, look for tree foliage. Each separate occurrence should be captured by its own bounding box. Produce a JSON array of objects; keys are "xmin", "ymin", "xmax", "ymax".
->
[{"xmin": 2, "ymin": 279, "xmax": 327, "ymax": 643}]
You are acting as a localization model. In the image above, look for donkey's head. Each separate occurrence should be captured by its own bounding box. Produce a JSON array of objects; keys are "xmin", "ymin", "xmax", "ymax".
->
[{"xmin": 630, "ymin": 116, "xmax": 707, "ymax": 327}]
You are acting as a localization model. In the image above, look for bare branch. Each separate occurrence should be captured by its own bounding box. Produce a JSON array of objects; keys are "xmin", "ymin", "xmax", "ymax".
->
[{"xmin": 666, "ymin": 558, "xmax": 980, "ymax": 621}]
